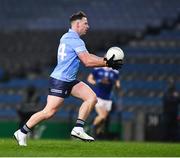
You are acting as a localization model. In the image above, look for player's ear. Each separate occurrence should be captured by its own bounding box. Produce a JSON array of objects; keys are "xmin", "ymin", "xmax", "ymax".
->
[{"xmin": 76, "ymin": 20, "xmax": 80, "ymax": 28}]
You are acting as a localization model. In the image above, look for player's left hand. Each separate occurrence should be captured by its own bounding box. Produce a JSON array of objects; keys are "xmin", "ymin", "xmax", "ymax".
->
[
  {"xmin": 104, "ymin": 55, "xmax": 123, "ymax": 70},
  {"xmin": 112, "ymin": 59, "xmax": 123, "ymax": 70}
]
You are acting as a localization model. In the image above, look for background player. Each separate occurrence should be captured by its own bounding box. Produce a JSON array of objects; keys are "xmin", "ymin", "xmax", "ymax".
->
[
  {"xmin": 87, "ymin": 67, "xmax": 120, "ymax": 138},
  {"xmin": 13, "ymin": 11, "xmax": 122, "ymax": 146}
]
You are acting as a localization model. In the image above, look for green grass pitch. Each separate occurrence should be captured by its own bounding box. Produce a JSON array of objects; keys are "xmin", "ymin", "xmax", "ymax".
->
[{"xmin": 0, "ymin": 138, "xmax": 180, "ymax": 157}]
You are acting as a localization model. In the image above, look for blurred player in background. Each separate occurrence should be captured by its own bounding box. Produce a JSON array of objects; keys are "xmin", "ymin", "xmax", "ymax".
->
[
  {"xmin": 163, "ymin": 80, "xmax": 180, "ymax": 141},
  {"xmin": 14, "ymin": 11, "xmax": 122, "ymax": 146},
  {"xmin": 87, "ymin": 67, "xmax": 120, "ymax": 138},
  {"xmin": 16, "ymin": 85, "xmax": 40, "ymax": 138}
]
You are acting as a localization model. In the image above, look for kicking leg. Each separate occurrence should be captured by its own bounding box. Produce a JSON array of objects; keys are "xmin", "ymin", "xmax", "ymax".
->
[
  {"xmin": 14, "ymin": 95, "xmax": 64, "ymax": 146},
  {"xmin": 70, "ymin": 81, "xmax": 97, "ymax": 141}
]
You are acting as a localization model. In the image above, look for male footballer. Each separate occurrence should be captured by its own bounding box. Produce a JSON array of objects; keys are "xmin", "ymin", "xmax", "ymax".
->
[{"xmin": 14, "ymin": 11, "xmax": 122, "ymax": 146}]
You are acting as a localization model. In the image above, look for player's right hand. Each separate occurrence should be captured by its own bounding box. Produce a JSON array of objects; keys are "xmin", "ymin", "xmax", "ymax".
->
[{"xmin": 104, "ymin": 55, "xmax": 123, "ymax": 70}]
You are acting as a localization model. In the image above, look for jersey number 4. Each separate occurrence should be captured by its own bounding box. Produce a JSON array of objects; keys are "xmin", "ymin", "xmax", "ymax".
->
[{"xmin": 58, "ymin": 43, "xmax": 67, "ymax": 60}]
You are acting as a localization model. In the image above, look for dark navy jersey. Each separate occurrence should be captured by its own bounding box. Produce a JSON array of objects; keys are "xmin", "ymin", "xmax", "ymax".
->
[{"xmin": 92, "ymin": 67, "xmax": 119, "ymax": 100}]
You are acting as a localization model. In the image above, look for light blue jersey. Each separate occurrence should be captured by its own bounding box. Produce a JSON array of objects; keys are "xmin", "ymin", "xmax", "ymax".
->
[{"xmin": 50, "ymin": 29, "xmax": 87, "ymax": 81}]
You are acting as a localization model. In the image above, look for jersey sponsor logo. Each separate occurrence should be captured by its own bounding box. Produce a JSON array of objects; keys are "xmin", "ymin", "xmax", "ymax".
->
[{"xmin": 50, "ymin": 89, "xmax": 63, "ymax": 94}]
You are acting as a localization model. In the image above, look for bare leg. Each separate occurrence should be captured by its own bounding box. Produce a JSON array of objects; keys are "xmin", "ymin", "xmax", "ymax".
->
[
  {"xmin": 71, "ymin": 81, "xmax": 97, "ymax": 120},
  {"xmin": 26, "ymin": 95, "xmax": 64, "ymax": 128},
  {"xmin": 93, "ymin": 106, "xmax": 108, "ymax": 127},
  {"xmin": 93, "ymin": 106, "xmax": 109, "ymax": 135},
  {"xmin": 70, "ymin": 81, "xmax": 97, "ymax": 141},
  {"xmin": 14, "ymin": 95, "xmax": 64, "ymax": 146}
]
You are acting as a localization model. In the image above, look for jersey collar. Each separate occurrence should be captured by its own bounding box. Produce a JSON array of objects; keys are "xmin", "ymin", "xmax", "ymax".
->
[{"xmin": 68, "ymin": 29, "xmax": 80, "ymax": 38}]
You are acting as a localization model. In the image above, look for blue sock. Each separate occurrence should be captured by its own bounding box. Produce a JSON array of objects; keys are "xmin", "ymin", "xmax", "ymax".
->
[
  {"xmin": 20, "ymin": 124, "xmax": 31, "ymax": 134},
  {"xmin": 91, "ymin": 125, "xmax": 96, "ymax": 130}
]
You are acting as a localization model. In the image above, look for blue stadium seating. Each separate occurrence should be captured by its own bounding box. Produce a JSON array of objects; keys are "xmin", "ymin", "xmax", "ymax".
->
[
  {"xmin": 121, "ymin": 64, "xmax": 180, "ymax": 74},
  {"xmin": 0, "ymin": 0, "xmax": 179, "ymax": 31},
  {"xmin": 0, "ymin": 94, "xmax": 22, "ymax": 104},
  {"xmin": 0, "ymin": 0, "xmax": 180, "ymax": 119},
  {"xmin": 0, "ymin": 79, "xmax": 48, "ymax": 88},
  {"xmin": 121, "ymin": 80, "xmax": 167, "ymax": 91},
  {"xmin": 0, "ymin": 109, "xmax": 17, "ymax": 117},
  {"xmin": 122, "ymin": 96, "xmax": 162, "ymax": 106}
]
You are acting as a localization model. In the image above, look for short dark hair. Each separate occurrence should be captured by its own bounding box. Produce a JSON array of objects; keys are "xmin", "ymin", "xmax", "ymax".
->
[{"xmin": 70, "ymin": 11, "xmax": 87, "ymax": 23}]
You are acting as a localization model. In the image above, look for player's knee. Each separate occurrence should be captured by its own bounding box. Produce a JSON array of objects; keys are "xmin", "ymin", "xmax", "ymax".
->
[
  {"xmin": 86, "ymin": 94, "xmax": 97, "ymax": 110},
  {"xmin": 93, "ymin": 95, "xmax": 98, "ymax": 105},
  {"xmin": 43, "ymin": 109, "xmax": 56, "ymax": 119},
  {"xmin": 90, "ymin": 94, "xmax": 97, "ymax": 107},
  {"xmin": 101, "ymin": 115, "xmax": 107, "ymax": 121},
  {"xmin": 98, "ymin": 113, "xmax": 107, "ymax": 121}
]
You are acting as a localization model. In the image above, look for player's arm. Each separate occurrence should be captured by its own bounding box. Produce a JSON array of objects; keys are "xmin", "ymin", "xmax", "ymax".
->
[
  {"xmin": 115, "ymin": 80, "xmax": 120, "ymax": 89},
  {"xmin": 78, "ymin": 51, "xmax": 121, "ymax": 70},
  {"xmin": 87, "ymin": 73, "xmax": 96, "ymax": 85},
  {"xmin": 78, "ymin": 51, "xmax": 106, "ymax": 67}
]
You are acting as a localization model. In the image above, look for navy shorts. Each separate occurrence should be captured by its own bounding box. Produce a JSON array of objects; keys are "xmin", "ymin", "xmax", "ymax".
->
[{"xmin": 48, "ymin": 77, "xmax": 80, "ymax": 98}]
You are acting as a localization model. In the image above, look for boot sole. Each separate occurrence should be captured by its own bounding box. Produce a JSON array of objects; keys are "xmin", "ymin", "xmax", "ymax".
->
[{"xmin": 71, "ymin": 134, "xmax": 94, "ymax": 142}]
